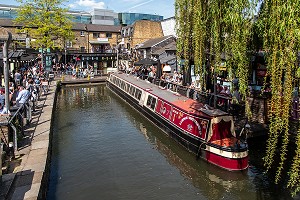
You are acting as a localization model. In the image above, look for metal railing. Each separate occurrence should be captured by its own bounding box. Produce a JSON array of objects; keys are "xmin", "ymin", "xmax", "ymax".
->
[{"xmin": 149, "ymin": 78, "xmax": 235, "ymax": 113}]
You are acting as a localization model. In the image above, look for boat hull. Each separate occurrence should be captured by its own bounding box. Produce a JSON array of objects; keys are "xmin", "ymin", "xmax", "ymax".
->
[{"xmin": 107, "ymin": 78, "xmax": 248, "ymax": 171}]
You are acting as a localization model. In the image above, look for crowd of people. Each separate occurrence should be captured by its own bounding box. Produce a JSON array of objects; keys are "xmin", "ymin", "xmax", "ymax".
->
[
  {"xmin": 0, "ymin": 63, "xmax": 51, "ymax": 116},
  {"xmin": 122, "ymin": 64, "xmax": 242, "ymax": 115},
  {"xmin": 52, "ymin": 63, "xmax": 95, "ymax": 79}
]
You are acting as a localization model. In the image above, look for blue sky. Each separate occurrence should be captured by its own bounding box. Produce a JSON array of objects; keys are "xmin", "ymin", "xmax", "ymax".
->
[{"xmin": 2, "ymin": 0, "xmax": 175, "ymax": 19}]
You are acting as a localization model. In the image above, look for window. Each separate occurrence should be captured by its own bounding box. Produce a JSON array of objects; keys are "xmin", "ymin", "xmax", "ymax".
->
[
  {"xmin": 135, "ymin": 89, "xmax": 142, "ymax": 100},
  {"xmin": 146, "ymin": 95, "xmax": 157, "ymax": 110},
  {"xmin": 80, "ymin": 31, "xmax": 85, "ymax": 36},
  {"xmin": 66, "ymin": 40, "xmax": 72, "ymax": 48},
  {"xmin": 93, "ymin": 33, "xmax": 100, "ymax": 38},
  {"xmin": 125, "ymin": 83, "xmax": 129, "ymax": 92},
  {"xmin": 80, "ymin": 47, "xmax": 85, "ymax": 52},
  {"xmin": 106, "ymin": 32, "xmax": 112, "ymax": 38}
]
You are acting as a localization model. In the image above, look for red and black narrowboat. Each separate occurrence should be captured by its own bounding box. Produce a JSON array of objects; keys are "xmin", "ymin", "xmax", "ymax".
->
[{"xmin": 107, "ymin": 72, "xmax": 248, "ymax": 171}]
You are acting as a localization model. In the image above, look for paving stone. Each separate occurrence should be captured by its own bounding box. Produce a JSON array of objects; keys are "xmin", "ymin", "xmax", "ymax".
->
[
  {"xmin": 22, "ymin": 163, "xmax": 46, "ymax": 174},
  {"xmin": 26, "ymin": 152, "xmax": 47, "ymax": 165},
  {"xmin": 11, "ymin": 183, "xmax": 41, "ymax": 200},
  {"xmin": 31, "ymin": 140, "xmax": 49, "ymax": 150},
  {"xmin": 14, "ymin": 171, "xmax": 43, "ymax": 188}
]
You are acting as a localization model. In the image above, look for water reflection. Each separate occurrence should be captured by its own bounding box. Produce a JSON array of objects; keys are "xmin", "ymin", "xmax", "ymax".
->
[
  {"xmin": 112, "ymin": 88, "xmax": 298, "ymax": 200},
  {"xmin": 48, "ymin": 85, "xmax": 299, "ymax": 200},
  {"xmin": 136, "ymin": 121, "xmax": 256, "ymax": 200}
]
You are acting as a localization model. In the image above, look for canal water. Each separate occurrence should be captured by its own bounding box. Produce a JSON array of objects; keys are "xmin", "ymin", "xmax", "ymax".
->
[{"xmin": 47, "ymin": 84, "xmax": 299, "ymax": 200}]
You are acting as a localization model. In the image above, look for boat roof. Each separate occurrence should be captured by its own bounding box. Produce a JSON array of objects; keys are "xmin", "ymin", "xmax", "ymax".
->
[{"xmin": 113, "ymin": 73, "xmax": 229, "ymax": 119}]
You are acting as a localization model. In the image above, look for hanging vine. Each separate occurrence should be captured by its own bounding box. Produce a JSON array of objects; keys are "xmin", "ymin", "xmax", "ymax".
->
[
  {"xmin": 259, "ymin": 0, "xmax": 300, "ymax": 194},
  {"xmin": 176, "ymin": 0, "xmax": 300, "ymax": 195},
  {"xmin": 192, "ymin": 0, "xmax": 206, "ymax": 89}
]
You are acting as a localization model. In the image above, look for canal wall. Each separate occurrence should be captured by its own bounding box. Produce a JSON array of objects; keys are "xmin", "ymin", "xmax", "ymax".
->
[{"xmin": 1, "ymin": 82, "xmax": 58, "ymax": 200}]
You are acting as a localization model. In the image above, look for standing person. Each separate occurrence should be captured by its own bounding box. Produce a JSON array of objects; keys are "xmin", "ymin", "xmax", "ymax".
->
[
  {"xmin": 0, "ymin": 89, "xmax": 5, "ymax": 106},
  {"xmin": 16, "ymin": 86, "xmax": 31, "ymax": 106},
  {"xmin": 0, "ymin": 103, "xmax": 10, "ymax": 115},
  {"xmin": 14, "ymin": 70, "xmax": 22, "ymax": 86}
]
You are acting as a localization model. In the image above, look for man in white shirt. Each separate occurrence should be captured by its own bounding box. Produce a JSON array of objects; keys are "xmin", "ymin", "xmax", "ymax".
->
[{"xmin": 16, "ymin": 86, "xmax": 31, "ymax": 105}]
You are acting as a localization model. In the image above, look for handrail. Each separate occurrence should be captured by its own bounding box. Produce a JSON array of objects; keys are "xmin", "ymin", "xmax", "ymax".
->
[{"xmin": 8, "ymin": 97, "xmax": 30, "ymax": 124}]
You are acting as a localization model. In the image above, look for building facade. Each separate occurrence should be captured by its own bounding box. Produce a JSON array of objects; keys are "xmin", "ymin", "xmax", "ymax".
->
[
  {"xmin": 118, "ymin": 13, "xmax": 163, "ymax": 26},
  {"xmin": 91, "ymin": 9, "xmax": 119, "ymax": 25},
  {"xmin": 161, "ymin": 17, "xmax": 176, "ymax": 37}
]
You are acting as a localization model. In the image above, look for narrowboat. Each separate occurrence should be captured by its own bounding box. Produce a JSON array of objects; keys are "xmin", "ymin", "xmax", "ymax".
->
[{"xmin": 107, "ymin": 72, "xmax": 248, "ymax": 171}]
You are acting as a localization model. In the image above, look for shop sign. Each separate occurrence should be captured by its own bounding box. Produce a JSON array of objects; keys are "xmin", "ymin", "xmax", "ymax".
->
[{"xmin": 97, "ymin": 38, "xmax": 109, "ymax": 42}]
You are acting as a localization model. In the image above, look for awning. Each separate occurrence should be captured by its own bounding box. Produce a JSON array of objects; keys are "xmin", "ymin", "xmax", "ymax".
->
[
  {"xmin": 89, "ymin": 40, "xmax": 110, "ymax": 44},
  {"xmin": 134, "ymin": 58, "xmax": 158, "ymax": 66}
]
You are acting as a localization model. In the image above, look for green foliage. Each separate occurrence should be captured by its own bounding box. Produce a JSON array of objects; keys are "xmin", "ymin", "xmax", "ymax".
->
[
  {"xmin": 14, "ymin": 0, "xmax": 74, "ymax": 49},
  {"xmin": 259, "ymin": 0, "xmax": 300, "ymax": 195},
  {"xmin": 175, "ymin": 0, "xmax": 256, "ymax": 116},
  {"xmin": 176, "ymin": 0, "xmax": 300, "ymax": 196}
]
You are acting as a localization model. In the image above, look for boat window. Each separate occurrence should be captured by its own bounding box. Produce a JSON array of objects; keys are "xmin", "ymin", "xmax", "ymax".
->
[
  {"xmin": 130, "ymin": 86, "xmax": 135, "ymax": 96},
  {"xmin": 146, "ymin": 95, "xmax": 157, "ymax": 110},
  {"xmin": 125, "ymin": 83, "xmax": 129, "ymax": 92},
  {"xmin": 150, "ymin": 98, "xmax": 156, "ymax": 109},
  {"xmin": 146, "ymin": 96, "xmax": 152, "ymax": 107},
  {"xmin": 135, "ymin": 89, "xmax": 142, "ymax": 100}
]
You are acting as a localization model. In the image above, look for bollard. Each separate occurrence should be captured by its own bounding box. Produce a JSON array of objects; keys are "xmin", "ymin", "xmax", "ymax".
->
[
  {"xmin": 61, "ymin": 75, "xmax": 65, "ymax": 81},
  {"xmin": 87, "ymin": 75, "xmax": 90, "ymax": 80}
]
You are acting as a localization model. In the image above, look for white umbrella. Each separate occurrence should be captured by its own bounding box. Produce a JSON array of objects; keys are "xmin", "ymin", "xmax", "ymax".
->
[{"xmin": 163, "ymin": 65, "xmax": 171, "ymax": 72}]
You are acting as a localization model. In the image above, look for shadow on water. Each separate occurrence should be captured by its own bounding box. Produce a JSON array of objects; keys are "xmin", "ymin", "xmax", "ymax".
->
[{"xmin": 47, "ymin": 84, "xmax": 299, "ymax": 200}]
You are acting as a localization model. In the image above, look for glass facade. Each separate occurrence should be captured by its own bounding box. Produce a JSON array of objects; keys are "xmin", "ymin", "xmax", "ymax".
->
[
  {"xmin": 71, "ymin": 14, "xmax": 92, "ymax": 24},
  {"xmin": 0, "ymin": 5, "xmax": 92, "ymax": 23},
  {"xmin": 118, "ymin": 13, "xmax": 163, "ymax": 25},
  {"xmin": 0, "ymin": 8, "xmax": 17, "ymax": 19},
  {"xmin": 0, "ymin": 4, "xmax": 163, "ymax": 25}
]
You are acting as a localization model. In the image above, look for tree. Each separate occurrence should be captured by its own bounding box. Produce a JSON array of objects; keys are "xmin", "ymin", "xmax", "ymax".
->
[
  {"xmin": 14, "ymin": 0, "xmax": 74, "ymax": 50},
  {"xmin": 175, "ymin": 0, "xmax": 300, "ymax": 196},
  {"xmin": 257, "ymin": 0, "xmax": 300, "ymax": 195},
  {"xmin": 175, "ymin": 0, "xmax": 255, "ymax": 113}
]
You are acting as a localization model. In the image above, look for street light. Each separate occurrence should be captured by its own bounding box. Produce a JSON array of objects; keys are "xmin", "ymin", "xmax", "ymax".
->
[
  {"xmin": 0, "ymin": 26, "xmax": 12, "ymax": 185},
  {"xmin": 0, "ymin": 26, "xmax": 12, "ymax": 113}
]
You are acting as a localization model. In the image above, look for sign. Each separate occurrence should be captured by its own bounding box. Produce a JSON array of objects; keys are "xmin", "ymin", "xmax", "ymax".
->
[
  {"xmin": 97, "ymin": 38, "xmax": 109, "ymax": 42},
  {"xmin": 155, "ymin": 99, "xmax": 208, "ymax": 139}
]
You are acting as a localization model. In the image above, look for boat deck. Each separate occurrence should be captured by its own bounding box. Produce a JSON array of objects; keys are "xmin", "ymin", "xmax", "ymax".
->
[{"xmin": 115, "ymin": 73, "xmax": 228, "ymax": 118}]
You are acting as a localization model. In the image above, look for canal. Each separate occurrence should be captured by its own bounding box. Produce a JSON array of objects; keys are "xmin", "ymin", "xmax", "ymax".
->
[{"xmin": 47, "ymin": 84, "xmax": 297, "ymax": 200}]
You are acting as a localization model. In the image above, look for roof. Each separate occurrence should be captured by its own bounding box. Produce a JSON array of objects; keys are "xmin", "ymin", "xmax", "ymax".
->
[
  {"xmin": 0, "ymin": 18, "xmax": 22, "ymax": 27},
  {"xmin": 152, "ymin": 41, "xmax": 176, "ymax": 55},
  {"xmin": 160, "ymin": 55, "xmax": 176, "ymax": 64},
  {"xmin": 0, "ymin": 51, "xmax": 23, "ymax": 59},
  {"xmin": 137, "ymin": 36, "xmax": 173, "ymax": 49},
  {"xmin": 73, "ymin": 23, "xmax": 121, "ymax": 32},
  {"xmin": 164, "ymin": 41, "xmax": 176, "ymax": 51},
  {"xmin": 0, "ymin": 19, "xmax": 121, "ymax": 33},
  {"xmin": 0, "ymin": 50, "xmax": 38, "ymax": 60}
]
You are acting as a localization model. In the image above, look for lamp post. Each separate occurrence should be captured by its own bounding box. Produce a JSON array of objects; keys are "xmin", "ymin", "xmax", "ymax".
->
[
  {"xmin": 0, "ymin": 26, "xmax": 12, "ymax": 186},
  {"xmin": 0, "ymin": 27, "xmax": 12, "ymax": 114},
  {"xmin": 64, "ymin": 47, "xmax": 67, "ymax": 66},
  {"xmin": 116, "ymin": 49, "xmax": 119, "ymax": 69}
]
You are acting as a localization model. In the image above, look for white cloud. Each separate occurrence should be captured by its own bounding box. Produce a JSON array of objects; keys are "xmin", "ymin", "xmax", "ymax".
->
[
  {"xmin": 70, "ymin": 0, "xmax": 105, "ymax": 9},
  {"xmin": 68, "ymin": 3, "xmax": 77, "ymax": 8}
]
